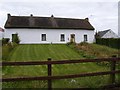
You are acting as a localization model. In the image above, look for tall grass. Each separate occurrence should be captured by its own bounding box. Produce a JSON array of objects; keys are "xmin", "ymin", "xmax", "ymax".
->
[
  {"xmin": 117, "ymin": 62, "xmax": 120, "ymax": 83},
  {"xmin": 2, "ymin": 43, "xmax": 18, "ymax": 61},
  {"xmin": 2, "ymin": 45, "xmax": 12, "ymax": 60},
  {"xmin": 73, "ymin": 42, "xmax": 118, "ymax": 58}
]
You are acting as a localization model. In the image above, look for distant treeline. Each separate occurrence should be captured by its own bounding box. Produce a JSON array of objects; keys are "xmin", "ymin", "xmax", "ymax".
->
[{"xmin": 96, "ymin": 38, "xmax": 120, "ymax": 49}]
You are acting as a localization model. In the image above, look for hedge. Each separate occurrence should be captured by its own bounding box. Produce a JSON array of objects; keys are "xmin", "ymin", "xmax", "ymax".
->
[{"xmin": 96, "ymin": 38, "xmax": 120, "ymax": 49}]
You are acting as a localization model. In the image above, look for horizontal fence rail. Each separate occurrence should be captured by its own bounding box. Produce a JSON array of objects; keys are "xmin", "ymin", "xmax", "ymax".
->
[
  {"xmin": 1, "ymin": 57, "xmax": 120, "ymax": 89},
  {"xmin": 1, "ymin": 58, "xmax": 120, "ymax": 66},
  {"xmin": 2, "ymin": 70, "xmax": 120, "ymax": 82}
]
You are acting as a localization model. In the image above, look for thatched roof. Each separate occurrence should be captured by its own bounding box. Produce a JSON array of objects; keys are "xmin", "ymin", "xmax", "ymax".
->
[{"xmin": 5, "ymin": 14, "xmax": 95, "ymax": 30}]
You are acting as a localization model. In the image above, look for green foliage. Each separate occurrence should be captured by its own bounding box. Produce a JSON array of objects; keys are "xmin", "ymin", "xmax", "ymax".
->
[
  {"xmin": 12, "ymin": 33, "xmax": 20, "ymax": 44},
  {"xmin": 2, "ymin": 45, "xmax": 12, "ymax": 60},
  {"xmin": 2, "ymin": 38, "xmax": 10, "ymax": 45},
  {"xmin": 2, "ymin": 42, "xmax": 18, "ymax": 61},
  {"xmin": 79, "ymin": 41, "xmax": 89, "ymax": 46},
  {"xmin": 68, "ymin": 43, "xmax": 118, "ymax": 60},
  {"xmin": 117, "ymin": 62, "xmax": 120, "ymax": 83},
  {"xmin": 67, "ymin": 41, "xmax": 76, "ymax": 45},
  {"xmin": 96, "ymin": 38, "xmax": 120, "ymax": 49},
  {"xmin": 68, "ymin": 42, "xmax": 95, "ymax": 59}
]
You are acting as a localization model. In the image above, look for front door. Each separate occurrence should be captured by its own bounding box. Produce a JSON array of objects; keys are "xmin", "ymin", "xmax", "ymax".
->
[{"xmin": 70, "ymin": 34, "xmax": 75, "ymax": 43}]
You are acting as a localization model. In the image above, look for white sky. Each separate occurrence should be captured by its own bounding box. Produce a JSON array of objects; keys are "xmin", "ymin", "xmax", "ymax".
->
[{"xmin": 0, "ymin": 0, "xmax": 119, "ymax": 35}]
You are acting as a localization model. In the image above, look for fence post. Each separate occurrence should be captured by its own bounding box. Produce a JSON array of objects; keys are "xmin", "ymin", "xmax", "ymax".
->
[
  {"xmin": 48, "ymin": 58, "xmax": 52, "ymax": 90},
  {"xmin": 110, "ymin": 56, "xmax": 116, "ymax": 85}
]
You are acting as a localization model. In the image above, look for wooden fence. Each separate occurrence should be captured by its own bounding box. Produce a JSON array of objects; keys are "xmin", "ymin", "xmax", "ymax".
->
[{"xmin": 1, "ymin": 57, "xmax": 120, "ymax": 89}]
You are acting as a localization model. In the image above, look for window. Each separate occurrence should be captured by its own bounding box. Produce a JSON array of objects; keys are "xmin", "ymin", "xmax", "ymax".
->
[
  {"xmin": 84, "ymin": 35, "xmax": 88, "ymax": 42},
  {"xmin": 70, "ymin": 34, "xmax": 75, "ymax": 43},
  {"xmin": 60, "ymin": 34, "xmax": 65, "ymax": 41},
  {"xmin": 41, "ymin": 34, "xmax": 46, "ymax": 41},
  {"xmin": 71, "ymin": 34, "xmax": 75, "ymax": 39}
]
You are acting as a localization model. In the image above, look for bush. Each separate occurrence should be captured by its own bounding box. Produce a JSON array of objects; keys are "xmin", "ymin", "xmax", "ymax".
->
[
  {"xmin": 2, "ymin": 38, "xmax": 10, "ymax": 45},
  {"xmin": 118, "ymin": 63, "xmax": 120, "ymax": 83},
  {"xmin": 79, "ymin": 42, "xmax": 89, "ymax": 46},
  {"xmin": 2, "ymin": 42, "xmax": 18, "ymax": 60},
  {"xmin": 67, "ymin": 42, "xmax": 76, "ymax": 46},
  {"xmin": 12, "ymin": 33, "xmax": 20, "ymax": 44},
  {"xmin": 2, "ymin": 44, "xmax": 12, "ymax": 60},
  {"xmin": 2, "ymin": 34, "xmax": 19, "ymax": 60},
  {"xmin": 96, "ymin": 38, "xmax": 120, "ymax": 49}
]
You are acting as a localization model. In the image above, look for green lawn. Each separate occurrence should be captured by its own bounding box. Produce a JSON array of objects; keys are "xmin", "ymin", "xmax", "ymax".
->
[
  {"xmin": 2, "ymin": 44, "xmax": 115, "ymax": 88},
  {"xmin": 8, "ymin": 44, "xmax": 83, "ymax": 61}
]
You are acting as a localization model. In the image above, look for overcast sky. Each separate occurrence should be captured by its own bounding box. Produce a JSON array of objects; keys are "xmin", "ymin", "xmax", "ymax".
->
[{"xmin": 0, "ymin": 0, "xmax": 119, "ymax": 35}]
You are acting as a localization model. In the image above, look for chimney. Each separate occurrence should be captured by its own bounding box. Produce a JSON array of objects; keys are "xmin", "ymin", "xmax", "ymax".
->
[
  {"xmin": 85, "ymin": 18, "xmax": 89, "ymax": 21},
  {"xmin": 29, "ymin": 14, "xmax": 34, "ymax": 26},
  {"xmin": 51, "ymin": 14, "xmax": 54, "ymax": 18},
  {"xmin": 7, "ymin": 13, "xmax": 11, "ymax": 18},
  {"xmin": 30, "ymin": 14, "xmax": 33, "ymax": 17},
  {"xmin": 50, "ymin": 14, "xmax": 58, "ymax": 27}
]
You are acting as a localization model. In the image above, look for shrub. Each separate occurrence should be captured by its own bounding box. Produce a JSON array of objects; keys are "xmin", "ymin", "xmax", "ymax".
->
[
  {"xmin": 2, "ymin": 42, "xmax": 18, "ymax": 60},
  {"xmin": 96, "ymin": 38, "xmax": 120, "ymax": 49},
  {"xmin": 118, "ymin": 62, "xmax": 120, "ymax": 83},
  {"xmin": 2, "ymin": 44, "xmax": 12, "ymax": 60},
  {"xmin": 67, "ymin": 42, "xmax": 76, "ymax": 46},
  {"xmin": 79, "ymin": 42, "xmax": 89, "ymax": 46},
  {"xmin": 2, "ymin": 38, "xmax": 10, "ymax": 45},
  {"xmin": 12, "ymin": 33, "xmax": 20, "ymax": 44}
]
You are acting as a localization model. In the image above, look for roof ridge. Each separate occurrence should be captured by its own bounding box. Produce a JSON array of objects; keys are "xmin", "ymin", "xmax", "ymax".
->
[
  {"xmin": 5, "ymin": 14, "xmax": 95, "ymax": 30},
  {"xmin": 11, "ymin": 15, "xmax": 86, "ymax": 20},
  {"xmin": 98, "ymin": 30, "xmax": 110, "ymax": 37}
]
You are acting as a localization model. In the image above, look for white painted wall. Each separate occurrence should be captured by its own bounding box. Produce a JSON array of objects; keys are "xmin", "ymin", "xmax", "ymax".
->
[
  {"xmin": 5, "ymin": 29, "xmax": 94, "ymax": 44},
  {"xmin": 102, "ymin": 30, "xmax": 119, "ymax": 38},
  {"xmin": 0, "ymin": 32, "xmax": 3, "ymax": 39}
]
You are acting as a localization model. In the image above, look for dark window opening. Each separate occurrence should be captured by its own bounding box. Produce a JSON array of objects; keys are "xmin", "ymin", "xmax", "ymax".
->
[
  {"xmin": 71, "ymin": 34, "xmax": 75, "ymax": 38},
  {"xmin": 61, "ymin": 34, "xmax": 65, "ymax": 41},
  {"xmin": 41, "ymin": 34, "xmax": 46, "ymax": 41},
  {"xmin": 84, "ymin": 35, "xmax": 88, "ymax": 42}
]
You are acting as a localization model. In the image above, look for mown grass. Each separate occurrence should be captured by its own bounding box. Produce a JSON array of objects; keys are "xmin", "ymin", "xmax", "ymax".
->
[
  {"xmin": 3, "ymin": 63, "xmax": 110, "ymax": 88},
  {"xmin": 7, "ymin": 44, "xmax": 82, "ymax": 61},
  {"xmin": 2, "ymin": 44, "xmax": 119, "ymax": 88}
]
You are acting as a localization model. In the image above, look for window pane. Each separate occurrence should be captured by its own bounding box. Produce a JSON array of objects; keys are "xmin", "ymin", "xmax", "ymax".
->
[
  {"xmin": 42, "ymin": 34, "xmax": 46, "ymax": 41},
  {"xmin": 84, "ymin": 35, "xmax": 87, "ymax": 42},
  {"xmin": 61, "ymin": 34, "xmax": 65, "ymax": 41},
  {"xmin": 71, "ymin": 34, "xmax": 75, "ymax": 38}
]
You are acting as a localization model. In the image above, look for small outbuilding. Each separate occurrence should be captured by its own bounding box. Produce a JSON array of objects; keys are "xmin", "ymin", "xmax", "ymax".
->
[{"xmin": 95, "ymin": 29, "xmax": 119, "ymax": 38}]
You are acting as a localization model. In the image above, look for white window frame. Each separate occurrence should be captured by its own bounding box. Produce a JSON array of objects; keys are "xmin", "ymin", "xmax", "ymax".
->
[
  {"xmin": 41, "ymin": 34, "xmax": 46, "ymax": 41},
  {"xmin": 84, "ymin": 34, "xmax": 88, "ymax": 42},
  {"xmin": 60, "ymin": 34, "xmax": 65, "ymax": 41}
]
